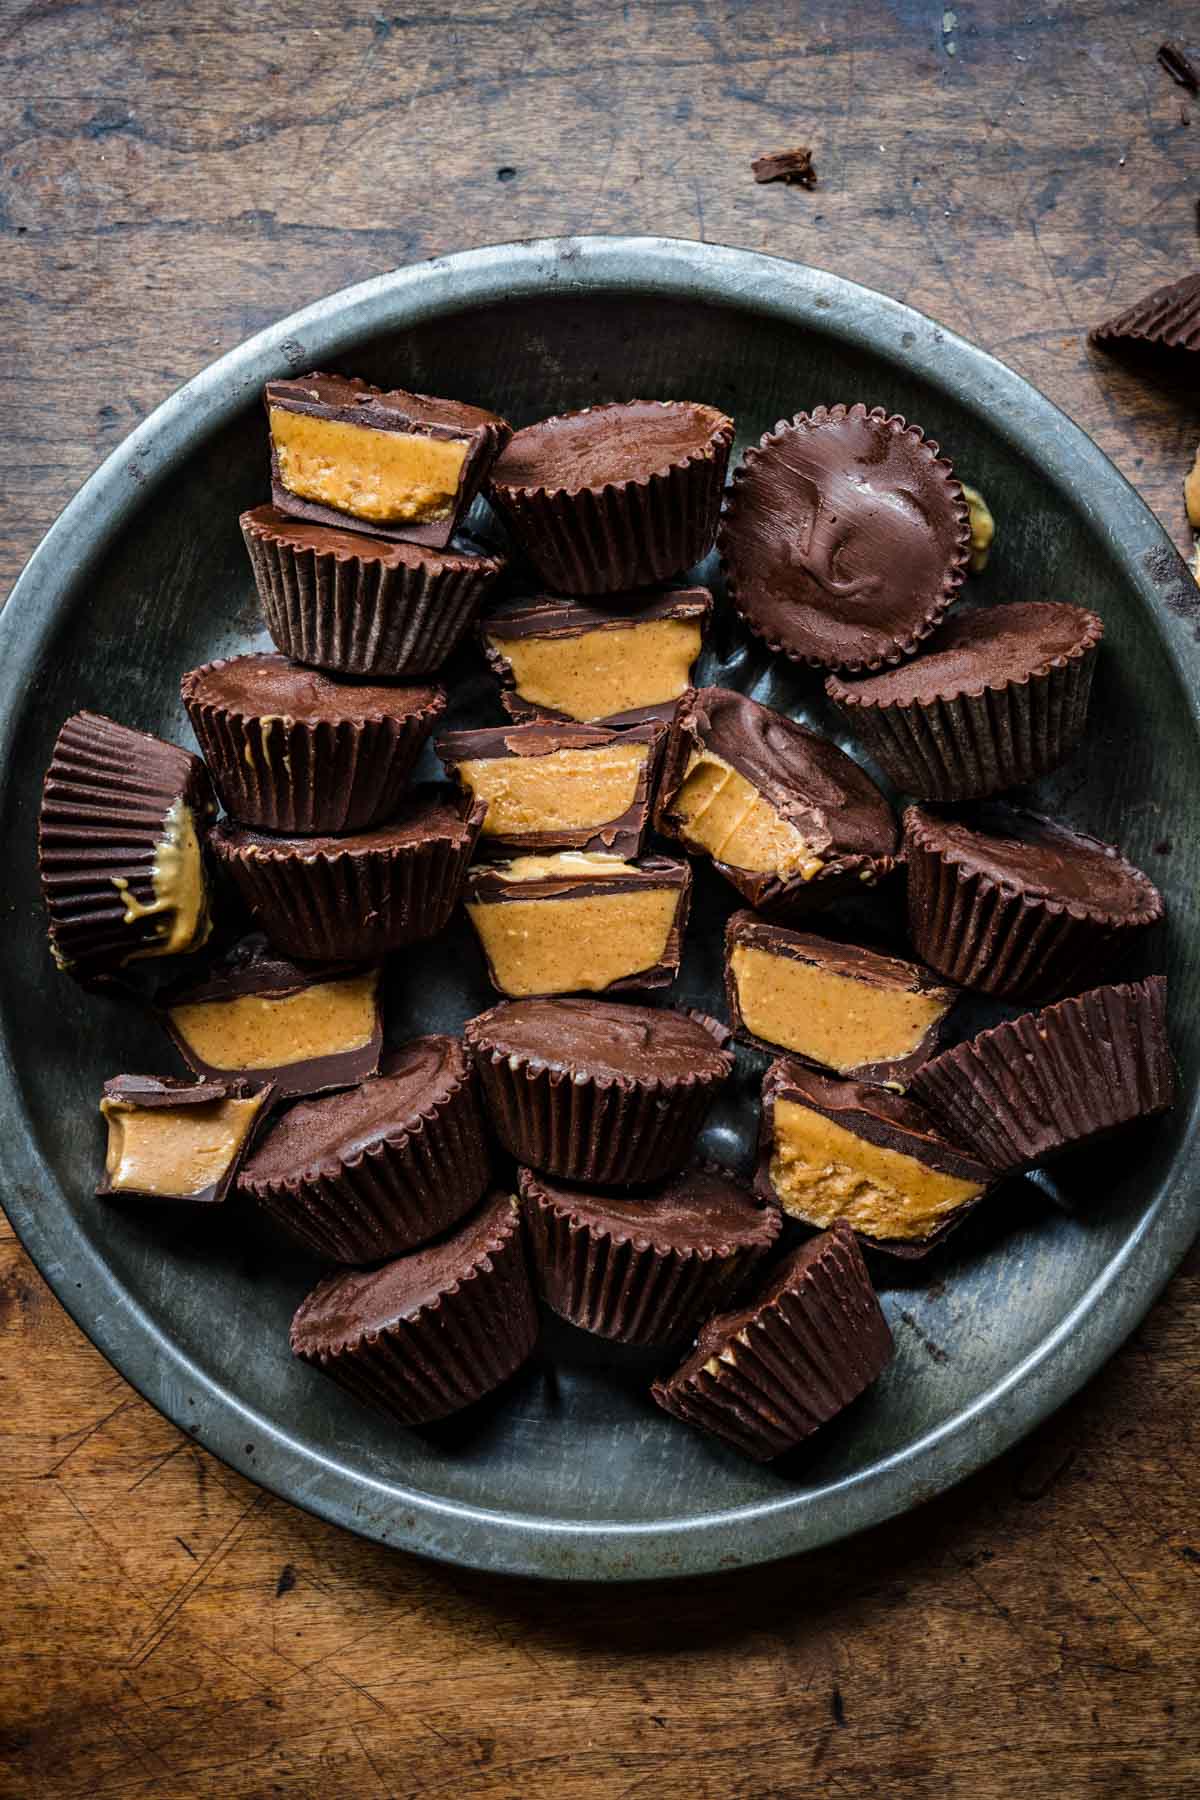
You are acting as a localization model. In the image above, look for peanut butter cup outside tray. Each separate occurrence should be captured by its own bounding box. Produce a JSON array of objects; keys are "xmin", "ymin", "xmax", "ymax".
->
[{"xmin": 1090, "ymin": 272, "xmax": 1200, "ymax": 355}]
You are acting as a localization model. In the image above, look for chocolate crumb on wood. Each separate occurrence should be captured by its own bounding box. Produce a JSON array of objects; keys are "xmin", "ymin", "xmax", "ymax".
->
[
  {"xmin": 751, "ymin": 145, "xmax": 817, "ymax": 188},
  {"xmin": 1158, "ymin": 42, "xmax": 1199, "ymax": 94}
]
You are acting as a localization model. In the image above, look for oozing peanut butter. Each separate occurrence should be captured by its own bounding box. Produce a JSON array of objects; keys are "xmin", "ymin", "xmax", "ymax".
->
[
  {"xmin": 101, "ymin": 1092, "xmax": 266, "ymax": 1198},
  {"xmin": 490, "ymin": 617, "xmax": 701, "ymax": 720},
  {"xmin": 770, "ymin": 1098, "xmax": 984, "ymax": 1241},
  {"xmin": 731, "ymin": 944, "xmax": 949, "ymax": 1071},
  {"xmin": 270, "ymin": 406, "xmax": 468, "ymax": 525},
  {"xmin": 960, "ymin": 483, "xmax": 995, "ymax": 573},
  {"xmin": 468, "ymin": 856, "xmax": 679, "ymax": 994},
  {"xmin": 672, "ymin": 750, "xmax": 824, "ymax": 879},
  {"xmin": 113, "ymin": 799, "xmax": 211, "ymax": 960},
  {"xmin": 459, "ymin": 743, "xmax": 648, "ymax": 838},
  {"xmin": 168, "ymin": 973, "xmax": 378, "ymax": 1072}
]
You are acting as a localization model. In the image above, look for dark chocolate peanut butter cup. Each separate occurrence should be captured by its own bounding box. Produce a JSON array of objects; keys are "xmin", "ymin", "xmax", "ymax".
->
[
  {"xmin": 519, "ymin": 1164, "xmax": 781, "ymax": 1346},
  {"xmin": 826, "ymin": 601, "xmax": 1104, "ymax": 801},
  {"xmin": 182, "ymin": 652, "xmax": 445, "ymax": 834},
  {"xmin": 1090, "ymin": 272, "xmax": 1200, "ymax": 355},
  {"xmin": 488, "ymin": 401, "xmax": 734, "ymax": 596},
  {"xmin": 240, "ymin": 1036, "xmax": 490, "ymax": 1262},
  {"xmin": 719, "ymin": 403, "xmax": 970, "ymax": 671},
  {"xmin": 98, "ymin": 1074, "xmax": 274, "ymax": 1207},
  {"xmin": 464, "ymin": 998, "xmax": 734, "ymax": 1187},
  {"xmin": 241, "ymin": 505, "xmax": 505, "ymax": 679},
  {"xmin": 904, "ymin": 804, "xmax": 1164, "ymax": 1002},
  {"xmin": 909, "ymin": 976, "xmax": 1175, "ymax": 1176},
  {"xmin": 651, "ymin": 1222, "xmax": 893, "ymax": 1461},
  {"xmin": 290, "ymin": 1193, "xmax": 537, "ymax": 1426}
]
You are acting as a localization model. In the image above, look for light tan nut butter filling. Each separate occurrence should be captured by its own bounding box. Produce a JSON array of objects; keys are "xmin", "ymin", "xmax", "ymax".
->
[
  {"xmin": 101, "ymin": 1092, "xmax": 266, "ymax": 1198},
  {"xmin": 168, "ymin": 973, "xmax": 378, "ymax": 1072},
  {"xmin": 672, "ymin": 750, "xmax": 824, "ymax": 879},
  {"xmin": 960, "ymin": 483, "xmax": 995, "ymax": 573},
  {"xmin": 467, "ymin": 855, "xmax": 678, "ymax": 994},
  {"xmin": 112, "ymin": 799, "xmax": 211, "ymax": 960},
  {"xmin": 1185, "ymin": 448, "xmax": 1200, "ymax": 531},
  {"xmin": 731, "ymin": 944, "xmax": 949, "ymax": 1072},
  {"xmin": 458, "ymin": 743, "xmax": 648, "ymax": 838},
  {"xmin": 769, "ymin": 1098, "xmax": 984, "ymax": 1241},
  {"xmin": 488, "ymin": 618, "xmax": 702, "ymax": 720},
  {"xmin": 270, "ymin": 406, "xmax": 468, "ymax": 525}
]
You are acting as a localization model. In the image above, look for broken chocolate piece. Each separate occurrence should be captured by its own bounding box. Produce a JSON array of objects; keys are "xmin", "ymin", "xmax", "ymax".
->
[
  {"xmin": 97, "ymin": 1074, "xmax": 273, "ymax": 1206},
  {"xmin": 750, "ymin": 145, "xmax": 817, "ymax": 187},
  {"xmin": 1091, "ymin": 273, "xmax": 1200, "ymax": 355},
  {"xmin": 1158, "ymin": 41, "xmax": 1199, "ymax": 93}
]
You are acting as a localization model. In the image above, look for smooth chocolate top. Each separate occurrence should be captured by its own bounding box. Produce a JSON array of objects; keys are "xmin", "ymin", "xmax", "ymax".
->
[
  {"xmin": 182, "ymin": 652, "xmax": 443, "ymax": 724},
  {"xmin": 727, "ymin": 913, "xmax": 954, "ymax": 998},
  {"xmin": 904, "ymin": 804, "xmax": 1162, "ymax": 918},
  {"xmin": 827, "ymin": 602, "xmax": 1102, "ymax": 707},
  {"xmin": 764, "ymin": 1058, "xmax": 994, "ymax": 1183},
  {"xmin": 160, "ymin": 933, "xmax": 377, "ymax": 1008},
  {"xmin": 483, "ymin": 588, "xmax": 712, "ymax": 640},
  {"xmin": 241, "ymin": 1037, "xmax": 463, "ymax": 1184},
  {"xmin": 466, "ymin": 997, "xmax": 732, "ymax": 1082},
  {"xmin": 519, "ymin": 1165, "xmax": 779, "ymax": 1252},
  {"xmin": 291, "ymin": 1193, "xmax": 519, "ymax": 1346},
  {"xmin": 242, "ymin": 505, "xmax": 505, "ymax": 573},
  {"xmin": 212, "ymin": 786, "xmax": 479, "ymax": 858},
  {"xmin": 438, "ymin": 720, "xmax": 657, "ymax": 764},
  {"xmin": 491, "ymin": 401, "xmax": 732, "ymax": 493},
  {"xmin": 265, "ymin": 372, "xmax": 506, "ymax": 438}
]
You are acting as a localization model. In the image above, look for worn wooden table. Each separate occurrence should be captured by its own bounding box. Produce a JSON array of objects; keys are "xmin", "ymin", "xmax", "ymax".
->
[{"xmin": 4, "ymin": 3, "xmax": 1200, "ymax": 1795}]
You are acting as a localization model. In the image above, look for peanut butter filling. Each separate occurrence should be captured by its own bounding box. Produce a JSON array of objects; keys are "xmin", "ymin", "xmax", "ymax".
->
[
  {"xmin": 731, "ymin": 944, "xmax": 949, "ymax": 1071},
  {"xmin": 489, "ymin": 618, "xmax": 702, "ymax": 720},
  {"xmin": 270, "ymin": 406, "xmax": 468, "ymax": 525},
  {"xmin": 459, "ymin": 743, "xmax": 648, "ymax": 838},
  {"xmin": 672, "ymin": 750, "xmax": 824, "ymax": 879},
  {"xmin": 770, "ymin": 1098, "xmax": 984, "ymax": 1241},
  {"xmin": 113, "ymin": 799, "xmax": 211, "ymax": 960},
  {"xmin": 168, "ymin": 972, "xmax": 378, "ymax": 1072},
  {"xmin": 468, "ymin": 857, "xmax": 679, "ymax": 994},
  {"xmin": 960, "ymin": 483, "xmax": 995, "ymax": 573},
  {"xmin": 101, "ymin": 1091, "xmax": 267, "ymax": 1198}
]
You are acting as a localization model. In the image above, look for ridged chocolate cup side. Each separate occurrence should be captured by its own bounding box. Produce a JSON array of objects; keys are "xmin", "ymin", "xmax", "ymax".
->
[
  {"xmin": 290, "ymin": 1198, "xmax": 537, "ymax": 1426},
  {"xmin": 908, "ymin": 976, "xmax": 1175, "ymax": 1175},
  {"xmin": 651, "ymin": 1222, "xmax": 893, "ymax": 1461},
  {"xmin": 241, "ymin": 508, "xmax": 505, "ymax": 677},
  {"xmin": 488, "ymin": 411, "xmax": 734, "ymax": 596},
  {"xmin": 181, "ymin": 661, "xmax": 446, "ymax": 834},
  {"xmin": 1090, "ymin": 272, "xmax": 1200, "ymax": 354},
  {"xmin": 518, "ymin": 1166, "xmax": 781, "ymax": 1345}
]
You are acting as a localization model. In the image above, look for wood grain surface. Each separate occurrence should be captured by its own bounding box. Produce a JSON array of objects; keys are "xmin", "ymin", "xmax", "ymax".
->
[{"xmin": 3, "ymin": 2, "xmax": 1200, "ymax": 1795}]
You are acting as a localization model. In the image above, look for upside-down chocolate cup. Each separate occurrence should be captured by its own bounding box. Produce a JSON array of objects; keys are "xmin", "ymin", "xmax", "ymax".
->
[
  {"xmin": 825, "ymin": 602, "xmax": 1104, "ymax": 801},
  {"xmin": 909, "ymin": 976, "xmax": 1175, "ymax": 1176},
  {"xmin": 239, "ymin": 1037, "xmax": 490, "ymax": 1262},
  {"xmin": 181, "ymin": 653, "xmax": 446, "ymax": 834},
  {"xmin": 519, "ymin": 1164, "xmax": 781, "ymax": 1346},
  {"xmin": 39, "ymin": 711, "xmax": 217, "ymax": 980},
  {"xmin": 241, "ymin": 506, "xmax": 506, "ymax": 679},
  {"xmin": 651, "ymin": 1222, "xmax": 894, "ymax": 1462},
  {"xmin": 903, "ymin": 803, "xmax": 1164, "ymax": 1002},
  {"xmin": 289, "ymin": 1193, "xmax": 537, "ymax": 1426},
  {"xmin": 488, "ymin": 401, "xmax": 734, "ymax": 596},
  {"xmin": 1090, "ymin": 272, "xmax": 1200, "ymax": 355},
  {"xmin": 209, "ymin": 787, "xmax": 486, "ymax": 962},
  {"xmin": 464, "ymin": 998, "xmax": 734, "ymax": 1187}
]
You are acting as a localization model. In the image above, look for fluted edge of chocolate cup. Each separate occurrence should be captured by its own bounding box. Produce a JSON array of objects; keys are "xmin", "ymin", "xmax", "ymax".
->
[
  {"xmin": 241, "ymin": 509, "xmax": 506, "ymax": 677},
  {"xmin": 825, "ymin": 612, "xmax": 1104, "ymax": 801},
  {"xmin": 902, "ymin": 807, "xmax": 1164, "ymax": 1002},
  {"xmin": 651, "ymin": 1221, "xmax": 894, "ymax": 1461},
  {"xmin": 463, "ymin": 1009, "xmax": 734, "ymax": 1186},
  {"xmin": 518, "ymin": 1165, "xmax": 781, "ymax": 1345},
  {"xmin": 289, "ymin": 1198, "xmax": 537, "ymax": 1425},
  {"xmin": 38, "ymin": 710, "xmax": 216, "ymax": 979},
  {"xmin": 1090, "ymin": 272, "xmax": 1200, "ymax": 353},
  {"xmin": 241, "ymin": 1049, "xmax": 491, "ymax": 1262},
  {"xmin": 181, "ymin": 661, "xmax": 446, "ymax": 834},
  {"xmin": 908, "ymin": 975, "xmax": 1175, "ymax": 1175},
  {"xmin": 487, "ymin": 407, "xmax": 734, "ymax": 596}
]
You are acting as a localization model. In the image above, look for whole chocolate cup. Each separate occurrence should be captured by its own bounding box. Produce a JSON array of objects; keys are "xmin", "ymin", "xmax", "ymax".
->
[
  {"xmin": 519, "ymin": 1164, "xmax": 781, "ymax": 1345},
  {"xmin": 650, "ymin": 1222, "xmax": 894, "ymax": 1461},
  {"xmin": 239, "ymin": 1037, "xmax": 490, "ymax": 1262},
  {"xmin": 241, "ymin": 506, "xmax": 506, "ymax": 678},
  {"xmin": 825, "ymin": 602, "xmax": 1104, "ymax": 802},
  {"xmin": 1090, "ymin": 272, "xmax": 1200, "ymax": 354},
  {"xmin": 181, "ymin": 653, "xmax": 446, "ymax": 834},
  {"xmin": 209, "ymin": 787, "xmax": 487, "ymax": 962},
  {"xmin": 39, "ymin": 711, "xmax": 216, "ymax": 980},
  {"xmin": 909, "ymin": 976, "xmax": 1175, "ymax": 1176},
  {"xmin": 464, "ymin": 998, "xmax": 734, "ymax": 1186},
  {"xmin": 290, "ymin": 1193, "xmax": 538, "ymax": 1426},
  {"xmin": 487, "ymin": 401, "xmax": 734, "ymax": 596},
  {"xmin": 903, "ymin": 804, "xmax": 1164, "ymax": 1002}
]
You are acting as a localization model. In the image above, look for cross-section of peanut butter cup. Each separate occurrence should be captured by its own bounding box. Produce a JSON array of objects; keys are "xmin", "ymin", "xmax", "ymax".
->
[
  {"xmin": 488, "ymin": 401, "xmax": 734, "ymax": 595},
  {"xmin": 651, "ymin": 1222, "xmax": 893, "ymax": 1461},
  {"xmin": 1090, "ymin": 272, "xmax": 1200, "ymax": 355},
  {"xmin": 97, "ymin": 1074, "xmax": 274, "ymax": 1207}
]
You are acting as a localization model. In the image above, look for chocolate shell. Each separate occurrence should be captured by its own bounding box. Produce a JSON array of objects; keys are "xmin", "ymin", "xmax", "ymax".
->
[
  {"xmin": 39, "ymin": 711, "xmax": 216, "ymax": 980},
  {"xmin": 1090, "ymin": 273, "xmax": 1200, "ymax": 355},
  {"xmin": 181, "ymin": 653, "xmax": 446, "ymax": 834},
  {"xmin": 488, "ymin": 401, "xmax": 734, "ymax": 595},
  {"xmin": 289, "ymin": 1193, "xmax": 537, "ymax": 1426},
  {"xmin": 718, "ymin": 403, "xmax": 970, "ymax": 671},
  {"xmin": 651, "ymin": 1222, "xmax": 894, "ymax": 1461},
  {"xmin": 97, "ymin": 1074, "xmax": 274, "ymax": 1207},
  {"xmin": 826, "ymin": 602, "xmax": 1104, "ymax": 801},
  {"xmin": 240, "ymin": 1037, "xmax": 490, "ymax": 1262},
  {"xmin": 908, "ymin": 976, "xmax": 1175, "ymax": 1175}
]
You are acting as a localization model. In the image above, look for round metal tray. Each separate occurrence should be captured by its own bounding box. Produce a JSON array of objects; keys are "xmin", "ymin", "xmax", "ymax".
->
[{"xmin": 2, "ymin": 236, "xmax": 1197, "ymax": 1581}]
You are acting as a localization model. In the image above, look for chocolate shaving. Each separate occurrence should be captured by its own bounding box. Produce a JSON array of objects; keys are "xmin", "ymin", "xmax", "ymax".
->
[
  {"xmin": 1158, "ymin": 41, "xmax": 1199, "ymax": 93},
  {"xmin": 751, "ymin": 146, "xmax": 817, "ymax": 188}
]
